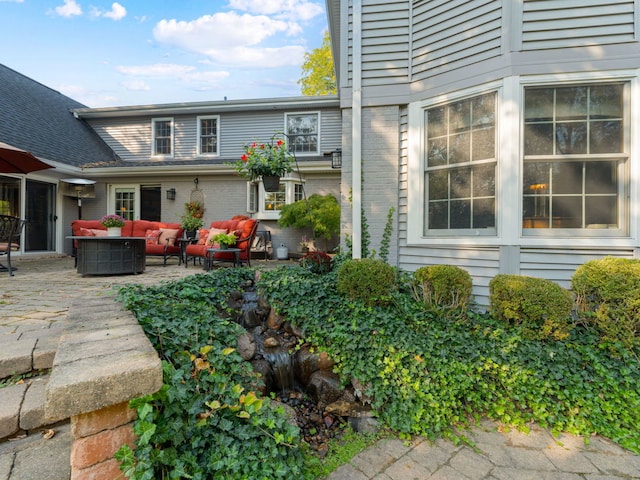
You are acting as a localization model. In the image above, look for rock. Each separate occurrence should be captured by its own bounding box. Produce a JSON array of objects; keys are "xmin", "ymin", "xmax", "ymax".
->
[
  {"xmin": 266, "ymin": 309, "xmax": 284, "ymax": 330},
  {"xmin": 237, "ymin": 332, "xmax": 256, "ymax": 360},
  {"xmin": 271, "ymin": 400, "xmax": 297, "ymax": 427},
  {"xmin": 295, "ymin": 346, "xmax": 336, "ymax": 386},
  {"xmin": 264, "ymin": 337, "xmax": 280, "ymax": 348},
  {"xmin": 284, "ymin": 321, "xmax": 304, "ymax": 338},
  {"xmin": 351, "ymin": 377, "xmax": 373, "ymax": 405},
  {"xmin": 349, "ymin": 416, "xmax": 380, "ymax": 434},
  {"xmin": 306, "ymin": 370, "xmax": 342, "ymax": 406},
  {"xmin": 324, "ymin": 400, "xmax": 374, "ymax": 418}
]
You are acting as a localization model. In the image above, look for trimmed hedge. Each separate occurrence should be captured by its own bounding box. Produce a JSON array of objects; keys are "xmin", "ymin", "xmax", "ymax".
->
[
  {"xmin": 489, "ymin": 274, "xmax": 574, "ymax": 340},
  {"xmin": 571, "ymin": 256, "xmax": 640, "ymax": 352},
  {"xmin": 336, "ymin": 258, "xmax": 396, "ymax": 306},
  {"xmin": 413, "ymin": 265, "xmax": 472, "ymax": 312}
]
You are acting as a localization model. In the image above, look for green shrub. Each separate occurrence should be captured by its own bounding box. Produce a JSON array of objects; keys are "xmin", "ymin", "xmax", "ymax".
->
[
  {"xmin": 571, "ymin": 257, "xmax": 640, "ymax": 352},
  {"xmin": 413, "ymin": 265, "xmax": 472, "ymax": 312},
  {"xmin": 336, "ymin": 258, "xmax": 396, "ymax": 306},
  {"xmin": 489, "ymin": 274, "xmax": 574, "ymax": 340}
]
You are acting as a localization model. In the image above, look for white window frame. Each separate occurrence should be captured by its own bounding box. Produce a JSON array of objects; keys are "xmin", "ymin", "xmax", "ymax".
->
[
  {"xmin": 246, "ymin": 173, "xmax": 305, "ymax": 220},
  {"xmin": 285, "ymin": 111, "xmax": 320, "ymax": 156},
  {"xmin": 407, "ymin": 81, "xmax": 502, "ymax": 245},
  {"xmin": 520, "ymin": 76, "xmax": 631, "ymax": 239},
  {"xmin": 152, "ymin": 117, "xmax": 173, "ymax": 157},
  {"xmin": 197, "ymin": 115, "xmax": 220, "ymax": 156},
  {"xmin": 107, "ymin": 184, "xmax": 140, "ymax": 220}
]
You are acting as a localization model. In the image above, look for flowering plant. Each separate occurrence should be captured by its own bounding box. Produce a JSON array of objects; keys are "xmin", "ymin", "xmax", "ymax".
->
[
  {"xmin": 100, "ymin": 214, "xmax": 126, "ymax": 228},
  {"xmin": 232, "ymin": 135, "xmax": 294, "ymax": 181}
]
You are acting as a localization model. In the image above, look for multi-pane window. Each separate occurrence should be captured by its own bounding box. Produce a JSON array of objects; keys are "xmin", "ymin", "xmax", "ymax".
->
[
  {"xmin": 286, "ymin": 112, "xmax": 319, "ymax": 154},
  {"xmin": 264, "ymin": 184, "xmax": 286, "ymax": 211},
  {"xmin": 198, "ymin": 116, "xmax": 219, "ymax": 155},
  {"xmin": 152, "ymin": 118, "xmax": 172, "ymax": 156},
  {"xmin": 247, "ymin": 177, "xmax": 304, "ymax": 218},
  {"xmin": 115, "ymin": 188, "xmax": 135, "ymax": 220},
  {"xmin": 523, "ymin": 84, "xmax": 625, "ymax": 230},
  {"xmin": 424, "ymin": 92, "xmax": 496, "ymax": 232}
]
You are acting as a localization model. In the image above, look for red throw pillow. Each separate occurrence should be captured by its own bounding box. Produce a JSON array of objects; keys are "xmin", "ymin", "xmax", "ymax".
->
[
  {"xmin": 78, "ymin": 227, "xmax": 94, "ymax": 236},
  {"xmin": 197, "ymin": 229, "xmax": 209, "ymax": 245},
  {"xmin": 145, "ymin": 229, "xmax": 161, "ymax": 245}
]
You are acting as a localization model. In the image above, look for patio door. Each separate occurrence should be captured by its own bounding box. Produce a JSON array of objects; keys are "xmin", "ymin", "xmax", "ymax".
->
[
  {"xmin": 108, "ymin": 184, "xmax": 161, "ymax": 221},
  {"xmin": 25, "ymin": 179, "xmax": 56, "ymax": 252}
]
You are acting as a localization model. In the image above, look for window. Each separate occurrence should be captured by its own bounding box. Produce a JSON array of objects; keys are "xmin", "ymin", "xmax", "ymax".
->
[
  {"xmin": 247, "ymin": 175, "xmax": 305, "ymax": 219},
  {"xmin": 197, "ymin": 115, "xmax": 219, "ymax": 156},
  {"xmin": 423, "ymin": 92, "xmax": 497, "ymax": 233},
  {"xmin": 523, "ymin": 83, "xmax": 626, "ymax": 232},
  {"xmin": 286, "ymin": 112, "xmax": 319, "ymax": 155},
  {"xmin": 152, "ymin": 118, "xmax": 173, "ymax": 156}
]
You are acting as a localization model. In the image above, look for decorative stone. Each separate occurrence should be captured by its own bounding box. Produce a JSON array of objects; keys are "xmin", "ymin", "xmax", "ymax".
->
[
  {"xmin": 264, "ymin": 337, "xmax": 280, "ymax": 348},
  {"xmin": 266, "ymin": 309, "xmax": 284, "ymax": 330},
  {"xmin": 306, "ymin": 370, "xmax": 342, "ymax": 406},
  {"xmin": 324, "ymin": 400, "xmax": 374, "ymax": 418},
  {"xmin": 236, "ymin": 333, "xmax": 256, "ymax": 361}
]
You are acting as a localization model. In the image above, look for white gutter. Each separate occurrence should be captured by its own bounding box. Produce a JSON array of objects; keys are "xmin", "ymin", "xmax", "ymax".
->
[{"xmin": 352, "ymin": 0, "xmax": 363, "ymax": 259}]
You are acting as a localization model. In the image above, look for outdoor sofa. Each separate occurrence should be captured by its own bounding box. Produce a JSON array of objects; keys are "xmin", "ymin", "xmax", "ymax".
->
[
  {"xmin": 184, "ymin": 215, "xmax": 259, "ymax": 268},
  {"xmin": 71, "ymin": 219, "xmax": 184, "ymax": 265}
]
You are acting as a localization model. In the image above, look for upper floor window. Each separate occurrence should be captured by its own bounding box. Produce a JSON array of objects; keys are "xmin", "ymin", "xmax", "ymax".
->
[
  {"xmin": 286, "ymin": 112, "xmax": 319, "ymax": 155},
  {"xmin": 424, "ymin": 92, "xmax": 497, "ymax": 234},
  {"xmin": 523, "ymin": 83, "xmax": 626, "ymax": 233},
  {"xmin": 152, "ymin": 118, "xmax": 173, "ymax": 156},
  {"xmin": 198, "ymin": 115, "xmax": 219, "ymax": 156}
]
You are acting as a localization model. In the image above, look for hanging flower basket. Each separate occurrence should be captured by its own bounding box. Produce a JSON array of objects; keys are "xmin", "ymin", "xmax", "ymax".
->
[
  {"xmin": 262, "ymin": 175, "xmax": 281, "ymax": 192},
  {"xmin": 231, "ymin": 134, "xmax": 294, "ymax": 183}
]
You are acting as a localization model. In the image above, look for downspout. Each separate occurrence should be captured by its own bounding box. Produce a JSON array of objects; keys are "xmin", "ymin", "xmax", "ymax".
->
[{"xmin": 351, "ymin": 0, "xmax": 363, "ymax": 258}]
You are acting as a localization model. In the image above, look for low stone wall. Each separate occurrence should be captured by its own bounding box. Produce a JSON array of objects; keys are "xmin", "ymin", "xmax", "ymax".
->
[{"xmin": 44, "ymin": 296, "xmax": 162, "ymax": 480}]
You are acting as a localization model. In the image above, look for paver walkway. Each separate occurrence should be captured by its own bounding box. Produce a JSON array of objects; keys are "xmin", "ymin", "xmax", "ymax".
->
[{"xmin": 1, "ymin": 256, "xmax": 639, "ymax": 480}]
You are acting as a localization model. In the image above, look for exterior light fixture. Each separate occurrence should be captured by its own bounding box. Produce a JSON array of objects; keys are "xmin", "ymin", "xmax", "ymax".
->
[
  {"xmin": 323, "ymin": 148, "xmax": 342, "ymax": 169},
  {"xmin": 166, "ymin": 188, "xmax": 176, "ymax": 200}
]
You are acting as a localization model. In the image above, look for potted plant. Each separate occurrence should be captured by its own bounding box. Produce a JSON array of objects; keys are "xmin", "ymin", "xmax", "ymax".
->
[
  {"xmin": 210, "ymin": 232, "xmax": 237, "ymax": 249},
  {"xmin": 231, "ymin": 134, "xmax": 294, "ymax": 191},
  {"xmin": 180, "ymin": 201, "xmax": 205, "ymax": 238},
  {"xmin": 100, "ymin": 214, "xmax": 126, "ymax": 236},
  {"xmin": 180, "ymin": 214, "xmax": 204, "ymax": 238}
]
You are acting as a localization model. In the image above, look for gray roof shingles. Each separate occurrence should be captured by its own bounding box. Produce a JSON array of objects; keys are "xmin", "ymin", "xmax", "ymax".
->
[{"xmin": 0, "ymin": 64, "xmax": 119, "ymax": 168}]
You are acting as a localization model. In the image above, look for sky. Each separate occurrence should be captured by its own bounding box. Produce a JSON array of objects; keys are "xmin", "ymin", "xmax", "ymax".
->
[{"xmin": 1, "ymin": 0, "xmax": 328, "ymax": 108}]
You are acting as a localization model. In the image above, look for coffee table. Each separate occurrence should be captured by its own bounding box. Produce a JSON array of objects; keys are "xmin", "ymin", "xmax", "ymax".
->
[{"xmin": 205, "ymin": 247, "xmax": 241, "ymax": 270}]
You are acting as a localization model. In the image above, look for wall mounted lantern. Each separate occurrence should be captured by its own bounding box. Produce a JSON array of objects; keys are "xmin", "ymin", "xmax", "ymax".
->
[
  {"xmin": 324, "ymin": 148, "xmax": 342, "ymax": 169},
  {"xmin": 166, "ymin": 188, "xmax": 176, "ymax": 200}
]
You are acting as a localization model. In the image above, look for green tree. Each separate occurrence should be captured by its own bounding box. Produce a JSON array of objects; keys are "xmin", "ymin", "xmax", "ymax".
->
[
  {"xmin": 298, "ymin": 31, "xmax": 337, "ymax": 96},
  {"xmin": 278, "ymin": 194, "xmax": 340, "ymax": 248}
]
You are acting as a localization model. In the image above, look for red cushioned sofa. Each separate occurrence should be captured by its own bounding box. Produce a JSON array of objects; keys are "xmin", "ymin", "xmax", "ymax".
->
[
  {"xmin": 185, "ymin": 216, "xmax": 259, "ymax": 268},
  {"xmin": 71, "ymin": 219, "xmax": 184, "ymax": 265}
]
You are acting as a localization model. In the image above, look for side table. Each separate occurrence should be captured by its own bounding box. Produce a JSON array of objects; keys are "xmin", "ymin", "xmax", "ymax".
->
[
  {"xmin": 178, "ymin": 237, "xmax": 196, "ymax": 265},
  {"xmin": 205, "ymin": 247, "xmax": 241, "ymax": 270}
]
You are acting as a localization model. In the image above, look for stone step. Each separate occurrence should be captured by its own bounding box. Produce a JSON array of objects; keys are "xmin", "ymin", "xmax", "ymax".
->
[
  {"xmin": 0, "ymin": 421, "xmax": 70, "ymax": 480},
  {"xmin": 0, "ymin": 374, "xmax": 54, "ymax": 441},
  {"xmin": 0, "ymin": 327, "xmax": 61, "ymax": 381}
]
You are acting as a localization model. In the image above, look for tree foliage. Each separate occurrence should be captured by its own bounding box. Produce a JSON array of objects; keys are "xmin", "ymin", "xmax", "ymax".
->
[
  {"xmin": 278, "ymin": 194, "xmax": 340, "ymax": 244},
  {"xmin": 298, "ymin": 31, "xmax": 337, "ymax": 96}
]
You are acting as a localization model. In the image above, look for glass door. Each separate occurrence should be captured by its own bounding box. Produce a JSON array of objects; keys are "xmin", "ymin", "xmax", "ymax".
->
[
  {"xmin": 25, "ymin": 180, "xmax": 56, "ymax": 252},
  {"xmin": 109, "ymin": 184, "xmax": 161, "ymax": 221}
]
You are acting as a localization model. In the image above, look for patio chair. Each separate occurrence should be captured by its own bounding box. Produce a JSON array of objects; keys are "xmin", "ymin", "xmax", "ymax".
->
[{"xmin": 0, "ymin": 215, "xmax": 26, "ymax": 276}]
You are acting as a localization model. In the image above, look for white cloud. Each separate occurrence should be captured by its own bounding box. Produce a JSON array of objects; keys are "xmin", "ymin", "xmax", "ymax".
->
[
  {"xmin": 103, "ymin": 2, "xmax": 127, "ymax": 20},
  {"xmin": 121, "ymin": 79, "xmax": 150, "ymax": 91},
  {"xmin": 116, "ymin": 63, "xmax": 230, "ymax": 88},
  {"xmin": 152, "ymin": 11, "xmax": 306, "ymax": 68},
  {"xmin": 228, "ymin": 0, "xmax": 323, "ymax": 21},
  {"xmin": 53, "ymin": 0, "xmax": 82, "ymax": 17}
]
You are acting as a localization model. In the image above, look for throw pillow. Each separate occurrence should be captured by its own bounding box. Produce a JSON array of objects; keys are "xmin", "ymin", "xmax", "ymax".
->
[
  {"xmin": 197, "ymin": 229, "xmax": 209, "ymax": 245},
  {"xmin": 159, "ymin": 228, "xmax": 180, "ymax": 247},
  {"xmin": 145, "ymin": 229, "xmax": 161, "ymax": 245},
  {"xmin": 78, "ymin": 227, "xmax": 94, "ymax": 236},
  {"xmin": 89, "ymin": 228, "xmax": 108, "ymax": 237},
  {"xmin": 206, "ymin": 227, "xmax": 228, "ymax": 247}
]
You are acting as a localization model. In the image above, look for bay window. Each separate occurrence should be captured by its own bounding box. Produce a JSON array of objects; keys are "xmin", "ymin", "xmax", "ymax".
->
[
  {"xmin": 247, "ymin": 175, "xmax": 305, "ymax": 219},
  {"xmin": 423, "ymin": 91, "xmax": 497, "ymax": 234},
  {"xmin": 523, "ymin": 83, "xmax": 626, "ymax": 233}
]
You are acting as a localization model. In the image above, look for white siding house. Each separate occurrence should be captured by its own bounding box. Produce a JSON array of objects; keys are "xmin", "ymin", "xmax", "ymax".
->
[{"xmin": 327, "ymin": 0, "xmax": 640, "ymax": 306}]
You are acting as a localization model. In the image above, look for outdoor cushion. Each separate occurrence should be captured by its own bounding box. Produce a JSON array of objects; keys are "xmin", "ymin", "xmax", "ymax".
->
[
  {"xmin": 145, "ymin": 229, "xmax": 161, "ymax": 245},
  {"xmin": 159, "ymin": 228, "xmax": 180, "ymax": 246},
  {"xmin": 205, "ymin": 227, "xmax": 228, "ymax": 247},
  {"xmin": 78, "ymin": 227, "xmax": 94, "ymax": 236},
  {"xmin": 89, "ymin": 229, "xmax": 108, "ymax": 237}
]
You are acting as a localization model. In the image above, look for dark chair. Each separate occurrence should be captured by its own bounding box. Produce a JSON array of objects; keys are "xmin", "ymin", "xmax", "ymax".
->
[{"xmin": 0, "ymin": 215, "xmax": 26, "ymax": 276}]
